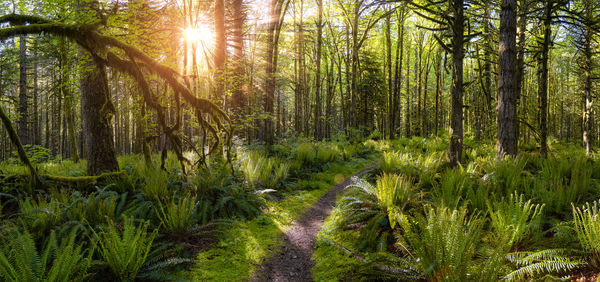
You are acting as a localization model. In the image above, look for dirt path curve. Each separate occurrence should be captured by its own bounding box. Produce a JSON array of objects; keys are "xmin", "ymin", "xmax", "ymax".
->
[{"xmin": 251, "ymin": 161, "xmax": 378, "ymax": 282}]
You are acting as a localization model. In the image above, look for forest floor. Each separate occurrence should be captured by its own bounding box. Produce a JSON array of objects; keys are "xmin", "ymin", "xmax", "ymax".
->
[
  {"xmin": 250, "ymin": 161, "xmax": 378, "ymax": 282},
  {"xmin": 190, "ymin": 154, "xmax": 378, "ymax": 281}
]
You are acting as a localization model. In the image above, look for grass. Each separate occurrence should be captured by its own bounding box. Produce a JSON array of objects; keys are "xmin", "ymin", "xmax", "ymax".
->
[{"xmin": 190, "ymin": 154, "xmax": 377, "ymax": 281}]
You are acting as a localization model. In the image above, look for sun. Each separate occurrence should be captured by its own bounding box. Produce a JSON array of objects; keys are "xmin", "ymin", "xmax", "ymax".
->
[{"xmin": 183, "ymin": 25, "xmax": 214, "ymax": 47}]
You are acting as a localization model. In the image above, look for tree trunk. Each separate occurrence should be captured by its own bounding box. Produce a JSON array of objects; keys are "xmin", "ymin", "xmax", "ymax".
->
[
  {"xmin": 539, "ymin": 0, "xmax": 552, "ymax": 157},
  {"xmin": 18, "ymin": 35, "xmax": 29, "ymax": 145},
  {"xmin": 497, "ymin": 0, "xmax": 518, "ymax": 157},
  {"xmin": 582, "ymin": 27, "xmax": 593, "ymax": 155},
  {"xmin": 80, "ymin": 54, "xmax": 119, "ymax": 175},
  {"xmin": 61, "ymin": 38, "xmax": 79, "ymax": 162},
  {"xmin": 515, "ymin": 4, "xmax": 528, "ymax": 146},
  {"xmin": 385, "ymin": 12, "xmax": 393, "ymax": 139},
  {"xmin": 314, "ymin": 0, "xmax": 323, "ymax": 140},
  {"xmin": 449, "ymin": 0, "xmax": 464, "ymax": 166},
  {"xmin": 32, "ymin": 39, "xmax": 40, "ymax": 145},
  {"xmin": 405, "ymin": 41, "xmax": 411, "ymax": 137},
  {"xmin": 231, "ymin": 0, "xmax": 246, "ymax": 119},
  {"xmin": 214, "ymin": 0, "xmax": 226, "ymax": 98},
  {"xmin": 392, "ymin": 9, "xmax": 405, "ymax": 140}
]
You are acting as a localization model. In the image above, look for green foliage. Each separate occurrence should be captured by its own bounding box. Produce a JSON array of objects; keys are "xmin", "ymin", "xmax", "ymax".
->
[
  {"xmin": 141, "ymin": 168, "xmax": 170, "ymax": 202},
  {"xmin": 433, "ymin": 169, "xmax": 473, "ymax": 209},
  {"xmin": 10, "ymin": 145, "xmax": 51, "ymax": 164},
  {"xmin": 375, "ymin": 173, "xmax": 415, "ymax": 228},
  {"xmin": 380, "ymin": 151, "xmax": 418, "ymax": 176},
  {"xmin": 395, "ymin": 206, "xmax": 483, "ymax": 281},
  {"xmin": 338, "ymin": 174, "xmax": 417, "ymax": 251},
  {"xmin": 240, "ymin": 151, "xmax": 289, "ymax": 189},
  {"xmin": 65, "ymin": 188, "xmax": 126, "ymax": 227},
  {"xmin": 92, "ymin": 217, "xmax": 157, "ymax": 280},
  {"xmin": 572, "ymin": 200, "xmax": 600, "ymax": 269},
  {"xmin": 155, "ymin": 194, "xmax": 197, "ymax": 236},
  {"xmin": 19, "ymin": 196, "xmax": 63, "ymax": 236},
  {"xmin": 316, "ymin": 144, "xmax": 341, "ymax": 163},
  {"xmin": 196, "ymin": 184, "xmax": 263, "ymax": 224},
  {"xmin": 482, "ymin": 156, "xmax": 530, "ymax": 197},
  {"xmin": 294, "ymin": 143, "xmax": 316, "ymax": 164},
  {"xmin": 540, "ymin": 156, "xmax": 593, "ymax": 214},
  {"xmin": 487, "ymin": 192, "xmax": 544, "ymax": 249},
  {"xmin": 0, "ymin": 230, "xmax": 93, "ymax": 282},
  {"xmin": 505, "ymin": 249, "xmax": 584, "ymax": 281}
]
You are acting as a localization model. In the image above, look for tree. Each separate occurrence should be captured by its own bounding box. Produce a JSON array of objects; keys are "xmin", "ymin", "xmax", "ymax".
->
[
  {"xmin": 214, "ymin": 0, "xmax": 226, "ymax": 99},
  {"xmin": 314, "ymin": 0, "xmax": 323, "ymax": 140},
  {"xmin": 263, "ymin": 0, "xmax": 289, "ymax": 144},
  {"xmin": 18, "ymin": 35, "xmax": 28, "ymax": 145},
  {"xmin": 78, "ymin": 0, "xmax": 119, "ymax": 175},
  {"xmin": 497, "ymin": 0, "xmax": 518, "ymax": 157},
  {"xmin": 410, "ymin": 0, "xmax": 469, "ymax": 166},
  {"xmin": 569, "ymin": 0, "xmax": 600, "ymax": 155}
]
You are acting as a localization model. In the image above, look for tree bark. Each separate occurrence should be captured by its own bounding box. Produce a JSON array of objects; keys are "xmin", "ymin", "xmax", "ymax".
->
[
  {"xmin": 449, "ymin": 0, "xmax": 464, "ymax": 166},
  {"xmin": 214, "ymin": 0, "xmax": 226, "ymax": 98},
  {"xmin": 539, "ymin": 0, "xmax": 553, "ymax": 157},
  {"xmin": 18, "ymin": 35, "xmax": 29, "ymax": 145},
  {"xmin": 80, "ymin": 55, "xmax": 119, "ymax": 175},
  {"xmin": 231, "ymin": 0, "xmax": 246, "ymax": 119},
  {"xmin": 392, "ymin": 9, "xmax": 405, "ymax": 140},
  {"xmin": 314, "ymin": 0, "xmax": 323, "ymax": 140},
  {"xmin": 497, "ymin": 0, "xmax": 518, "ymax": 157},
  {"xmin": 61, "ymin": 37, "xmax": 79, "ymax": 162}
]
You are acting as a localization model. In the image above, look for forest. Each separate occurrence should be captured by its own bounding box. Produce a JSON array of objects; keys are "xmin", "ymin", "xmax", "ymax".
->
[{"xmin": 1, "ymin": 0, "xmax": 600, "ymax": 280}]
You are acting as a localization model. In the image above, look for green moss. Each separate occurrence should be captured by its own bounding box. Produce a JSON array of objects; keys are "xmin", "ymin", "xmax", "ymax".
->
[
  {"xmin": 313, "ymin": 207, "xmax": 366, "ymax": 281},
  {"xmin": 189, "ymin": 155, "xmax": 377, "ymax": 281}
]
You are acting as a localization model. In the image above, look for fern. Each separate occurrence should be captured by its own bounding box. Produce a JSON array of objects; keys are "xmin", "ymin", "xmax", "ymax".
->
[
  {"xmin": 487, "ymin": 192, "xmax": 544, "ymax": 249},
  {"xmin": 572, "ymin": 201, "xmax": 600, "ymax": 269},
  {"xmin": 338, "ymin": 175, "xmax": 417, "ymax": 252},
  {"xmin": 92, "ymin": 217, "xmax": 157, "ymax": 280},
  {"xmin": 433, "ymin": 169, "xmax": 472, "ymax": 209},
  {"xmin": 0, "ymin": 230, "xmax": 93, "ymax": 282},
  {"xmin": 65, "ymin": 188, "xmax": 126, "ymax": 227},
  {"xmin": 155, "ymin": 194, "xmax": 198, "ymax": 236},
  {"xmin": 142, "ymin": 168, "xmax": 170, "ymax": 202},
  {"xmin": 504, "ymin": 249, "xmax": 584, "ymax": 281},
  {"xmin": 395, "ymin": 206, "xmax": 483, "ymax": 281},
  {"xmin": 294, "ymin": 143, "xmax": 316, "ymax": 164},
  {"xmin": 19, "ymin": 196, "xmax": 63, "ymax": 236},
  {"xmin": 195, "ymin": 184, "xmax": 262, "ymax": 224}
]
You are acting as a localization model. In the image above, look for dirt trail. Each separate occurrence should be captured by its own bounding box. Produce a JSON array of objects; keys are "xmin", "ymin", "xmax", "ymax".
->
[{"xmin": 251, "ymin": 162, "xmax": 377, "ymax": 282}]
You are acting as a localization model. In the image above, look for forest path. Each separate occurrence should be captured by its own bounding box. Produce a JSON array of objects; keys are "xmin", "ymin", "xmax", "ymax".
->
[{"xmin": 250, "ymin": 161, "xmax": 378, "ymax": 282}]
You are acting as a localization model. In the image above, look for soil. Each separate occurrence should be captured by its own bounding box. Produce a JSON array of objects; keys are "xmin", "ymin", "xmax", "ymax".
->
[{"xmin": 251, "ymin": 162, "xmax": 377, "ymax": 282}]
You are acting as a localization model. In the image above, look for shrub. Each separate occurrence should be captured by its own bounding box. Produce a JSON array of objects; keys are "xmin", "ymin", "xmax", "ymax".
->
[
  {"xmin": 0, "ymin": 230, "xmax": 93, "ymax": 282},
  {"xmin": 375, "ymin": 173, "xmax": 415, "ymax": 227},
  {"xmin": 155, "ymin": 194, "xmax": 198, "ymax": 236},
  {"xmin": 341, "ymin": 144, "xmax": 357, "ymax": 161},
  {"xmin": 339, "ymin": 174, "xmax": 417, "ymax": 251},
  {"xmin": 316, "ymin": 144, "xmax": 341, "ymax": 163},
  {"xmin": 66, "ymin": 189, "xmax": 126, "ymax": 227},
  {"xmin": 540, "ymin": 157, "xmax": 592, "ymax": 214},
  {"xmin": 241, "ymin": 152, "xmax": 288, "ymax": 189},
  {"xmin": 19, "ymin": 196, "xmax": 63, "ymax": 236},
  {"xmin": 396, "ymin": 206, "xmax": 483, "ymax": 281},
  {"xmin": 505, "ymin": 249, "xmax": 584, "ymax": 281},
  {"xmin": 487, "ymin": 192, "xmax": 544, "ymax": 249},
  {"xmin": 295, "ymin": 143, "xmax": 316, "ymax": 164},
  {"xmin": 573, "ymin": 200, "xmax": 600, "ymax": 269},
  {"xmin": 142, "ymin": 168, "xmax": 170, "ymax": 201},
  {"xmin": 195, "ymin": 184, "xmax": 263, "ymax": 224},
  {"xmin": 93, "ymin": 217, "xmax": 157, "ymax": 280},
  {"xmin": 433, "ymin": 169, "xmax": 473, "ymax": 209}
]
